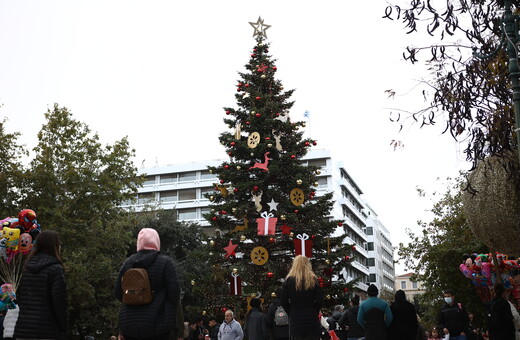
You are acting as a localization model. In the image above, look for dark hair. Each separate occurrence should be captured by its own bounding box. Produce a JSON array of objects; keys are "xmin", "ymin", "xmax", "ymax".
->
[
  {"xmin": 208, "ymin": 316, "xmax": 217, "ymax": 322},
  {"xmin": 250, "ymin": 298, "xmax": 261, "ymax": 308},
  {"xmin": 443, "ymin": 289, "xmax": 454, "ymax": 296},
  {"xmin": 27, "ymin": 230, "xmax": 62, "ymax": 265},
  {"xmin": 494, "ymin": 283, "xmax": 505, "ymax": 298},
  {"xmin": 351, "ymin": 295, "xmax": 360, "ymax": 306}
]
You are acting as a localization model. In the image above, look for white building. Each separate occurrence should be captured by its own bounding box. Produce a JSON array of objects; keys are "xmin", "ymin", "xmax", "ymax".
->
[{"xmin": 125, "ymin": 149, "xmax": 395, "ymax": 293}]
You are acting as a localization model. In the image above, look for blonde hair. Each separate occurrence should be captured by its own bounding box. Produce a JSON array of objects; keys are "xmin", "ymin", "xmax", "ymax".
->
[{"xmin": 286, "ymin": 255, "xmax": 317, "ymax": 291}]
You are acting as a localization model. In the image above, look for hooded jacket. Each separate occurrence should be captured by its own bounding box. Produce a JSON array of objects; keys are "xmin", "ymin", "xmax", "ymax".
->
[
  {"xmin": 114, "ymin": 249, "xmax": 181, "ymax": 338},
  {"xmin": 387, "ymin": 290, "xmax": 418, "ymax": 340},
  {"xmin": 14, "ymin": 252, "xmax": 68, "ymax": 340}
]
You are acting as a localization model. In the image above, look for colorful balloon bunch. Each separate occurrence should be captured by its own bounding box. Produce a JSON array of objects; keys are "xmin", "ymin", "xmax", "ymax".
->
[
  {"xmin": 459, "ymin": 252, "xmax": 520, "ymax": 287},
  {"xmin": 0, "ymin": 209, "xmax": 41, "ymax": 263}
]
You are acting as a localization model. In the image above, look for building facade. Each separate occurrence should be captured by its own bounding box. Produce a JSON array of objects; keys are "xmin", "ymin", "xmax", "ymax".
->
[
  {"xmin": 125, "ymin": 149, "xmax": 395, "ymax": 293},
  {"xmin": 395, "ymin": 273, "xmax": 426, "ymax": 302}
]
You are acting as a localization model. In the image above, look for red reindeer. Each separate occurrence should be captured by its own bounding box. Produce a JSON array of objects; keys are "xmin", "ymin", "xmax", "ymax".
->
[{"xmin": 249, "ymin": 152, "xmax": 271, "ymax": 171}]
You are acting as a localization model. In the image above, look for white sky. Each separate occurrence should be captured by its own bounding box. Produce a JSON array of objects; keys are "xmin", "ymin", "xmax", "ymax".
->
[{"xmin": 0, "ymin": 1, "xmax": 469, "ymax": 274}]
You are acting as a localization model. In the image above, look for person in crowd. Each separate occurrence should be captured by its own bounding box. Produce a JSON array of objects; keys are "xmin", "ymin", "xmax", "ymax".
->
[
  {"xmin": 244, "ymin": 298, "xmax": 268, "ymax": 340},
  {"xmin": 114, "ymin": 228, "xmax": 181, "ymax": 340},
  {"xmin": 356, "ymin": 284, "xmax": 392, "ymax": 340},
  {"xmin": 267, "ymin": 287, "xmax": 289, "ymax": 340},
  {"xmin": 13, "ymin": 230, "xmax": 68, "ymax": 340},
  {"xmin": 207, "ymin": 316, "xmax": 221, "ymax": 340},
  {"xmin": 281, "ymin": 255, "xmax": 323, "ymax": 340},
  {"xmin": 218, "ymin": 310, "xmax": 244, "ymax": 340},
  {"xmin": 387, "ymin": 289, "xmax": 418, "ymax": 340},
  {"xmin": 466, "ymin": 312, "xmax": 482, "ymax": 340},
  {"xmin": 437, "ymin": 289, "xmax": 470, "ymax": 340},
  {"xmin": 327, "ymin": 305, "xmax": 346, "ymax": 340},
  {"xmin": 338, "ymin": 295, "xmax": 365, "ymax": 340},
  {"xmin": 189, "ymin": 316, "xmax": 207, "ymax": 340},
  {"xmin": 427, "ymin": 327, "xmax": 441, "ymax": 340},
  {"xmin": 489, "ymin": 283, "xmax": 515, "ymax": 340}
]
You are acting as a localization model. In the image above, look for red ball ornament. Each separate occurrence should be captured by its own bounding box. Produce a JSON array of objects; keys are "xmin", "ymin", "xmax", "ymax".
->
[
  {"xmin": 269, "ymin": 237, "xmax": 275, "ymax": 243},
  {"xmin": 237, "ymin": 83, "xmax": 243, "ymax": 87},
  {"xmin": 251, "ymin": 54, "xmax": 256, "ymax": 57},
  {"xmin": 212, "ymin": 216, "xmax": 217, "ymax": 221},
  {"xmin": 228, "ymin": 152, "xmax": 233, "ymax": 156},
  {"xmin": 305, "ymin": 141, "xmax": 310, "ymax": 146},
  {"xmin": 230, "ymin": 142, "xmax": 236, "ymax": 146},
  {"xmin": 257, "ymin": 68, "xmax": 263, "ymax": 73},
  {"xmin": 220, "ymin": 210, "xmax": 227, "ymax": 215},
  {"xmin": 256, "ymin": 96, "xmax": 261, "ymax": 100},
  {"xmin": 233, "ymin": 188, "xmax": 239, "ymax": 193},
  {"xmin": 351, "ymin": 245, "xmax": 357, "ymax": 251},
  {"xmin": 220, "ymin": 180, "xmax": 225, "ymax": 184},
  {"xmin": 253, "ymin": 49, "xmax": 257, "ymax": 52},
  {"xmin": 272, "ymin": 66, "xmax": 277, "ymax": 71},
  {"xmin": 313, "ymin": 141, "xmax": 317, "ymax": 146},
  {"xmin": 267, "ymin": 272, "xmax": 274, "ymax": 278},
  {"xmin": 255, "ymin": 113, "xmax": 261, "ymax": 118},
  {"xmin": 237, "ymin": 88, "xmax": 241, "ymax": 92},
  {"xmin": 343, "ymin": 287, "xmax": 349, "ymax": 293},
  {"xmin": 245, "ymin": 84, "xmax": 250, "ymax": 88},
  {"xmin": 225, "ymin": 110, "xmax": 231, "ymax": 115},
  {"xmin": 338, "ymin": 222, "xmax": 343, "ymax": 227},
  {"xmin": 345, "ymin": 256, "xmax": 350, "ymax": 261},
  {"xmin": 290, "ymin": 155, "xmax": 296, "ymax": 159},
  {"xmin": 253, "ymin": 185, "xmax": 259, "ymax": 191},
  {"xmin": 222, "ymin": 307, "xmax": 228, "ymax": 313},
  {"xmin": 246, "ymin": 121, "xmax": 251, "ymax": 125},
  {"xmin": 294, "ymin": 209, "xmax": 298, "ymax": 214},
  {"xmin": 276, "ymin": 112, "xmax": 280, "ymax": 116},
  {"xmin": 311, "ymin": 235, "xmax": 316, "ymax": 240},
  {"xmin": 224, "ymin": 165, "xmax": 230, "ymax": 169},
  {"xmin": 265, "ymin": 137, "xmax": 270, "ymax": 140}
]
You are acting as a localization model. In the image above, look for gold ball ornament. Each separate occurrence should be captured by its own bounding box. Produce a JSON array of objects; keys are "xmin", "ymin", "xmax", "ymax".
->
[
  {"xmin": 202, "ymin": 311, "xmax": 207, "ymax": 316},
  {"xmin": 209, "ymin": 196, "xmax": 214, "ymax": 201},
  {"xmin": 191, "ymin": 280, "xmax": 196, "ymax": 286},
  {"xmin": 251, "ymin": 111, "xmax": 256, "ymax": 114},
  {"xmin": 267, "ymin": 143, "xmax": 272, "ymax": 148},
  {"xmin": 232, "ymin": 208, "xmax": 237, "ymax": 213},
  {"xmin": 261, "ymin": 75, "xmax": 266, "ymax": 79},
  {"xmin": 259, "ymin": 43, "xmax": 263, "ymax": 47},
  {"xmin": 281, "ymin": 215, "xmax": 286, "ymax": 220},
  {"xmin": 240, "ymin": 235, "xmax": 247, "ymax": 241},
  {"xmin": 325, "ymin": 259, "xmax": 331, "ymax": 265},
  {"xmin": 236, "ymin": 166, "xmax": 241, "ymax": 170},
  {"xmin": 209, "ymin": 252, "xmax": 213, "ymax": 256},
  {"xmin": 325, "ymin": 294, "xmax": 331, "ymax": 300},
  {"xmin": 289, "ymin": 232, "xmax": 294, "ymax": 237},
  {"xmin": 314, "ymin": 182, "xmax": 319, "ymax": 187},
  {"xmin": 251, "ymin": 293, "xmax": 257, "ymax": 297},
  {"xmin": 232, "ymin": 268, "xmax": 238, "ymax": 274},
  {"xmin": 296, "ymin": 179, "xmax": 303, "ymax": 185},
  {"xmin": 316, "ymin": 170, "xmax": 321, "ymax": 175},
  {"xmin": 271, "ymin": 292, "xmax": 276, "ymax": 297},
  {"xmin": 302, "ymin": 123, "xmax": 306, "ymax": 127},
  {"xmin": 251, "ymin": 153, "xmax": 255, "ymax": 156},
  {"xmin": 210, "ymin": 240, "xmax": 215, "ymax": 247},
  {"xmin": 209, "ymin": 169, "xmax": 213, "ymax": 174}
]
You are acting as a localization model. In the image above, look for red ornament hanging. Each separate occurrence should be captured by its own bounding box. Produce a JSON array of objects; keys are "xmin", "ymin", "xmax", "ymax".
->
[
  {"xmin": 245, "ymin": 84, "xmax": 250, "ymax": 88},
  {"xmin": 290, "ymin": 155, "xmax": 296, "ymax": 159},
  {"xmin": 272, "ymin": 66, "xmax": 277, "ymax": 71},
  {"xmin": 253, "ymin": 185, "xmax": 259, "ymax": 191},
  {"xmin": 255, "ymin": 113, "xmax": 261, "ymax": 118},
  {"xmin": 224, "ymin": 240, "xmax": 238, "ymax": 259},
  {"xmin": 230, "ymin": 273, "xmax": 242, "ymax": 295},
  {"xmin": 280, "ymin": 223, "xmax": 292, "ymax": 235},
  {"xmin": 225, "ymin": 110, "xmax": 231, "ymax": 115},
  {"xmin": 230, "ymin": 142, "xmax": 236, "ymax": 147},
  {"xmin": 212, "ymin": 216, "xmax": 217, "ymax": 221},
  {"xmin": 220, "ymin": 180, "xmax": 225, "ymax": 184},
  {"xmin": 294, "ymin": 233, "xmax": 313, "ymax": 257},
  {"xmin": 343, "ymin": 287, "xmax": 349, "ymax": 293},
  {"xmin": 267, "ymin": 272, "xmax": 274, "ymax": 278},
  {"xmin": 338, "ymin": 222, "xmax": 343, "ymax": 227},
  {"xmin": 352, "ymin": 245, "xmax": 356, "ymax": 251},
  {"xmin": 256, "ymin": 211, "xmax": 277, "ymax": 235},
  {"xmin": 269, "ymin": 237, "xmax": 275, "ymax": 243},
  {"xmin": 313, "ymin": 141, "xmax": 317, "ymax": 146},
  {"xmin": 256, "ymin": 96, "xmax": 261, "ymax": 100},
  {"xmin": 233, "ymin": 188, "xmax": 239, "ymax": 193},
  {"xmin": 228, "ymin": 152, "xmax": 233, "ymax": 156},
  {"xmin": 345, "ymin": 255, "xmax": 350, "ymax": 261},
  {"xmin": 224, "ymin": 165, "xmax": 230, "ymax": 169}
]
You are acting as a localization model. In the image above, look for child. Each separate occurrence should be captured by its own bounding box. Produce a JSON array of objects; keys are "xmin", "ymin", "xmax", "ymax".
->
[{"xmin": 428, "ymin": 327, "xmax": 442, "ymax": 340}]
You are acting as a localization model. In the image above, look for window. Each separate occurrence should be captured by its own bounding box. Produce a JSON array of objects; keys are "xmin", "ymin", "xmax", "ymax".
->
[
  {"xmin": 401, "ymin": 281, "xmax": 406, "ymax": 289},
  {"xmin": 367, "ymin": 258, "xmax": 375, "ymax": 266},
  {"xmin": 178, "ymin": 208, "xmax": 197, "ymax": 220},
  {"xmin": 307, "ymin": 158, "xmax": 327, "ymax": 167},
  {"xmin": 369, "ymin": 274, "xmax": 376, "ymax": 283},
  {"xmin": 367, "ymin": 242, "xmax": 374, "ymax": 251},
  {"xmin": 317, "ymin": 177, "xmax": 328, "ymax": 188},
  {"xmin": 366, "ymin": 227, "xmax": 373, "ymax": 235},
  {"xmin": 179, "ymin": 171, "xmax": 196, "ymax": 182},
  {"xmin": 160, "ymin": 174, "xmax": 177, "ymax": 184},
  {"xmin": 200, "ymin": 170, "xmax": 216, "ymax": 180},
  {"xmin": 143, "ymin": 176, "xmax": 156, "ymax": 186},
  {"xmin": 138, "ymin": 192, "xmax": 155, "ymax": 204},
  {"xmin": 160, "ymin": 190, "xmax": 178, "ymax": 202},
  {"xmin": 200, "ymin": 187, "xmax": 214, "ymax": 199},
  {"xmin": 412, "ymin": 281, "xmax": 418, "ymax": 289},
  {"xmin": 178, "ymin": 189, "xmax": 196, "ymax": 201}
]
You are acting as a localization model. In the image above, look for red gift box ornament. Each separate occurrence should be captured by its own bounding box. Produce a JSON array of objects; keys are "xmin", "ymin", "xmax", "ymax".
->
[
  {"xmin": 294, "ymin": 233, "xmax": 313, "ymax": 258},
  {"xmin": 230, "ymin": 273, "xmax": 242, "ymax": 296},
  {"xmin": 257, "ymin": 211, "xmax": 277, "ymax": 235}
]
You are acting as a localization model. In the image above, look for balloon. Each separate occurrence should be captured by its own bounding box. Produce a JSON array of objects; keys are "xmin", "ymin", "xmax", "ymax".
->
[
  {"xmin": 17, "ymin": 209, "xmax": 37, "ymax": 231},
  {"xmin": 459, "ymin": 263, "xmax": 473, "ymax": 279},
  {"xmin": 0, "ymin": 238, "xmax": 7, "ymax": 261},
  {"xmin": 18, "ymin": 233, "xmax": 32, "ymax": 254},
  {"xmin": 2, "ymin": 227, "xmax": 20, "ymax": 252}
]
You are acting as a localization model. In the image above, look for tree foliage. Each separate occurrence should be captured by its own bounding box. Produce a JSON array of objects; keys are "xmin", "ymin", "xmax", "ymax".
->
[
  {"xmin": 398, "ymin": 176, "xmax": 489, "ymax": 328},
  {"xmin": 384, "ymin": 0, "xmax": 517, "ymax": 172},
  {"xmin": 19, "ymin": 104, "xmax": 143, "ymax": 338}
]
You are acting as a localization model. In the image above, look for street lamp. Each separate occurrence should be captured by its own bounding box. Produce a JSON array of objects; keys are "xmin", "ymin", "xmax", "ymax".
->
[{"xmin": 473, "ymin": 0, "xmax": 520, "ymax": 164}]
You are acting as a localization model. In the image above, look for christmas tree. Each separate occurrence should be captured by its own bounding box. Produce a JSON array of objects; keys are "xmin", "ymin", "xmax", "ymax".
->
[{"xmin": 200, "ymin": 17, "xmax": 356, "ymax": 318}]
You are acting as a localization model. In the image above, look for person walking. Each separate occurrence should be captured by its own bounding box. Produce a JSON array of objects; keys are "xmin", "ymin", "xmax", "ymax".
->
[
  {"xmin": 244, "ymin": 298, "xmax": 269, "ymax": 340},
  {"xmin": 387, "ymin": 289, "xmax": 418, "ymax": 340},
  {"xmin": 207, "ymin": 316, "xmax": 221, "ymax": 340},
  {"xmin": 13, "ymin": 230, "xmax": 68, "ymax": 340},
  {"xmin": 437, "ymin": 289, "xmax": 470, "ymax": 340},
  {"xmin": 218, "ymin": 310, "xmax": 243, "ymax": 340},
  {"xmin": 327, "ymin": 305, "xmax": 346, "ymax": 340},
  {"xmin": 267, "ymin": 287, "xmax": 289, "ymax": 340},
  {"xmin": 114, "ymin": 228, "xmax": 181, "ymax": 340},
  {"xmin": 281, "ymin": 255, "xmax": 324, "ymax": 340},
  {"xmin": 489, "ymin": 283, "xmax": 515, "ymax": 340},
  {"xmin": 356, "ymin": 284, "xmax": 393, "ymax": 340},
  {"xmin": 338, "ymin": 295, "xmax": 365, "ymax": 340}
]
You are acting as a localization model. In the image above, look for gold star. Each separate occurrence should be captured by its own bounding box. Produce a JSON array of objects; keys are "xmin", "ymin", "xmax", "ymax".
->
[{"xmin": 249, "ymin": 17, "xmax": 271, "ymax": 38}]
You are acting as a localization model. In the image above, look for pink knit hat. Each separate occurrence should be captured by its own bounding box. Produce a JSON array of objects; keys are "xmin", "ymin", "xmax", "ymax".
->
[{"xmin": 137, "ymin": 228, "xmax": 161, "ymax": 251}]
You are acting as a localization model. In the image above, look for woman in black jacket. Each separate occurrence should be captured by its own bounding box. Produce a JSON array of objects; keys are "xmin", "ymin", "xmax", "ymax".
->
[
  {"xmin": 114, "ymin": 228, "xmax": 181, "ymax": 340},
  {"xmin": 387, "ymin": 290, "xmax": 418, "ymax": 340},
  {"xmin": 281, "ymin": 255, "xmax": 323, "ymax": 340},
  {"xmin": 14, "ymin": 230, "xmax": 68, "ymax": 340}
]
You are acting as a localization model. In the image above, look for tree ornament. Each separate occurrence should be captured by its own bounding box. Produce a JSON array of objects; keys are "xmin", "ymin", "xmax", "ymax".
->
[
  {"xmin": 296, "ymin": 179, "xmax": 303, "ymax": 185},
  {"xmin": 242, "ymin": 92, "xmax": 250, "ymax": 99},
  {"xmin": 269, "ymin": 237, "xmax": 275, "ymax": 243},
  {"xmin": 224, "ymin": 165, "xmax": 230, "ymax": 169},
  {"xmin": 237, "ymin": 87, "xmax": 242, "ymax": 92},
  {"xmin": 222, "ymin": 307, "xmax": 228, "ymax": 313},
  {"xmin": 351, "ymin": 245, "xmax": 356, "ymax": 251},
  {"xmin": 236, "ymin": 166, "xmax": 241, "ymax": 170},
  {"xmin": 251, "ymin": 53, "xmax": 256, "ymax": 57},
  {"xmin": 240, "ymin": 235, "xmax": 246, "ymax": 241},
  {"xmin": 272, "ymin": 66, "xmax": 277, "ymax": 71},
  {"xmin": 245, "ymin": 83, "xmax": 250, "ymax": 87},
  {"xmin": 234, "ymin": 187, "xmax": 239, "ymax": 192},
  {"xmin": 255, "ymin": 113, "xmax": 261, "ymax": 118},
  {"xmin": 246, "ymin": 121, "xmax": 251, "ymax": 125},
  {"xmin": 252, "ymin": 190, "xmax": 263, "ymax": 212},
  {"xmin": 210, "ymin": 240, "xmax": 215, "ymax": 247},
  {"xmin": 338, "ymin": 222, "xmax": 343, "ymax": 227},
  {"xmin": 232, "ymin": 208, "xmax": 237, "ymax": 213},
  {"xmin": 294, "ymin": 233, "xmax": 313, "ymax": 257},
  {"xmin": 314, "ymin": 182, "xmax": 319, "ymax": 187},
  {"xmin": 257, "ymin": 211, "xmax": 277, "ymax": 235},
  {"xmin": 267, "ymin": 143, "xmax": 273, "ymax": 148},
  {"xmin": 316, "ymin": 170, "xmax": 321, "ymax": 175},
  {"xmin": 209, "ymin": 196, "xmax": 214, "ymax": 201},
  {"xmin": 289, "ymin": 232, "xmax": 294, "ymax": 237},
  {"xmin": 232, "ymin": 268, "xmax": 238, "ymax": 274},
  {"xmin": 325, "ymin": 259, "xmax": 331, "ymax": 265},
  {"xmin": 281, "ymin": 215, "xmax": 286, "ymax": 220},
  {"xmin": 271, "ymin": 292, "xmax": 276, "ymax": 297},
  {"xmin": 212, "ymin": 216, "xmax": 217, "ymax": 221},
  {"xmin": 256, "ymin": 96, "xmax": 261, "ymax": 100},
  {"xmin": 294, "ymin": 209, "xmax": 299, "ymax": 214},
  {"xmin": 280, "ymin": 223, "xmax": 292, "ymax": 235},
  {"xmin": 224, "ymin": 240, "xmax": 238, "ymax": 258},
  {"xmin": 267, "ymin": 272, "xmax": 274, "ymax": 278},
  {"xmin": 209, "ymin": 252, "xmax": 213, "ymax": 256},
  {"xmin": 267, "ymin": 199, "xmax": 279, "ymax": 211},
  {"xmin": 257, "ymin": 64, "xmax": 268, "ymax": 73},
  {"xmin": 251, "ymin": 246, "xmax": 269, "ymax": 265},
  {"xmin": 261, "ymin": 75, "xmax": 266, "ymax": 79},
  {"xmin": 248, "ymin": 132, "xmax": 261, "ymax": 148},
  {"xmin": 249, "ymin": 152, "xmax": 271, "ymax": 172},
  {"xmin": 220, "ymin": 179, "xmax": 225, "ymax": 184},
  {"xmin": 290, "ymin": 155, "xmax": 296, "ymax": 159},
  {"xmin": 230, "ymin": 273, "xmax": 242, "ymax": 295},
  {"xmin": 226, "ymin": 110, "xmax": 231, "ymax": 115},
  {"xmin": 228, "ymin": 152, "xmax": 233, "ymax": 156},
  {"xmin": 191, "ymin": 280, "xmax": 195, "ymax": 286},
  {"xmin": 313, "ymin": 141, "xmax": 317, "ymax": 146},
  {"xmin": 290, "ymin": 188, "xmax": 305, "ymax": 206},
  {"xmin": 232, "ymin": 218, "xmax": 249, "ymax": 233},
  {"xmin": 230, "ymin": 142, "xmax": 236, "ymax": 147},
  {"xmin": 343, "ymin": 287, "xmax": 349, "ymax": 293},
  {"xmin": 249, "ymin": 17, "xmax": 271, "ymax": 38},
  {"xmin": 345, "ymin": 256, "xmax": 350, "ymax": 261},
  {"xmin": 325, "ymin": 295, "xmax": 331, "ymax": 300},
  {"xmin": 209, "ymin": 169, "xmax": 213, "ymax": 174}
]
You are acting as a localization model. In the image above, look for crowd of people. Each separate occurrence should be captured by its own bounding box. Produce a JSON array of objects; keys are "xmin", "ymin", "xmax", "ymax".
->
[{"xmin": 2, "ymin": 228, "xmax": 519, "ymax": 340}]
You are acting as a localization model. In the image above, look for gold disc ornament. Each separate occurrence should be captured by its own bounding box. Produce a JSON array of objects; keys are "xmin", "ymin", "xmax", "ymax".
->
[
  {"xmin": 290, "ymin": 188, "xmax": 305, "ymax": 206},
  {"xmin": 248, "ymin": 132, "xmax": 261, "ymax": 149},
  {"xmin": 251, "ymin": 246, "xmax": 269, "ymax": 265}
]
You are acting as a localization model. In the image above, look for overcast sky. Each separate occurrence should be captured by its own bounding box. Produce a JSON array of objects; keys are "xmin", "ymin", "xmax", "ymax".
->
[{"xmin": 0, "ymin": 1, "xmax": 469, "ymax": 274}]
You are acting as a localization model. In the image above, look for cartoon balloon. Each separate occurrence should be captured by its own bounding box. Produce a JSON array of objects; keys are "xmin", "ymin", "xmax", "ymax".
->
[
  {"xmin": 18, "ymin": 233, "xmax": 32, "ymax": 254},
  {"xmin": 2, "ymin": 227, "xmax": 20, "ymax": 252}
]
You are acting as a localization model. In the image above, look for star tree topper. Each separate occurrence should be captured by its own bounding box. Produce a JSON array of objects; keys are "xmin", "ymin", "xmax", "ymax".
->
[{"xmin": 249, "ymin": 17, "xmax": 271, "ymax": 38}]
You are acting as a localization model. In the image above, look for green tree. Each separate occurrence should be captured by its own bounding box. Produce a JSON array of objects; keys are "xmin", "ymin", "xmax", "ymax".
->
[
  {"xmin": 384, "ymin": 1, "xmax": 516, "ymax": 172},
  {"xmin": 398, "ymin": 176, "xmax": 489, "ymax": 327},
  {"xmin": 21, "ymin": 104, "xmax": 143, "ymax": 338},
  {"xmin": 0, "ymin": 118, "xmax": 27, "ymax": 217},
  {"xmin": 201, "ymin": 25, "xmax": 355, "ymax": 319},
  {"xmin": 130, "ymin": 209, "xmax": 211, "ymax": 319}
]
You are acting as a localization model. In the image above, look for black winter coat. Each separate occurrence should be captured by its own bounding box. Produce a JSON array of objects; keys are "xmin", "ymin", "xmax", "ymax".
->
[
  {"xmin": 245, "ymin": 307, "xmax": 269, "ymax": 340},
  {"xmin": 115, "ymin": 250, "xmax": 181, "ymax": 338},
  {"xmin": 437, "ymin": 302, "xmax": 469, "ymax": 337},
  {"xmin": 267, "ymin": 298, "xmax": 289, "ymax": 340},
  {"xmin": 489, "ymin": 297, "xmax": 515, "ymax": 340},
  {"xmin": 327, "ymin": 311, "xmax": 347, "ymax": 340},
  {"xmin": 14, "ymin": 253, "xmax": 68, "ymax": 340},
  {"xmin": 281, "ymin": 276, "xmax": 323, "ymax": 337},
  {"xmin": 387, "ymin": 300, "xmax": 418, "ymax": 340},
  {"xmin": 338, "ymin": 306, "xmax": 364, "ymax": 338}
]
